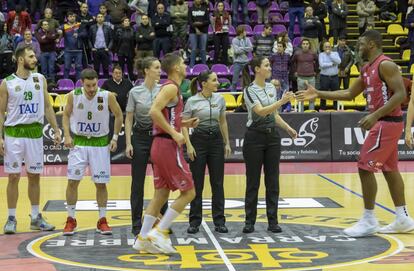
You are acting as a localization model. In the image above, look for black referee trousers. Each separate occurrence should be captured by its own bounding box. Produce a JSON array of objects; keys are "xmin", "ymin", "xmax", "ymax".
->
[
  {"xmin": 242, "ymin": 128, "xmax": 281, "ymax": 226},
  {"xmin": 189, "ymin": 130, "xmax": 226, "ymax": 227},
  {"xmin": 130, "ymin": 129, "xmax": 167, "ymax": 233}
]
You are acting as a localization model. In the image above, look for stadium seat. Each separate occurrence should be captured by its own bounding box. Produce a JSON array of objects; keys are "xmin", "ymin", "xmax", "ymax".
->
[
  {"xmin": 54, "ymin": 94, "xmax": 68, "ymax": 111},
  {"xmin": 253, "ymin": 24, "xmax": 264, "ymax": 35},
  {"xmin": 48, "ymin": 93, "xmax": 56, "ymax": 107},
  {"xmin": 98, "ymin": 79, "xmax": 106, "ymax": 88},
  {"xmin": 387, "ymin": 24, "xmax": 408, "ymax": 36},
  {"xmin": 57, "ymin": 79, "xmax": 74, "ymax": 92},
  {"xmin": 270, "ymin": 1, "xmax": 279, "ymax": 11},
  {"xmin": 191, "ymin": 64, "xmax": 209, "ymax": 76},
  {"xmin": 236, "ymin": 93, "xmax": 244, "ymax": 106},
  {"xmin": 269, "ymin": 12, "xmax": 283, "ymax": 24},
  {"xmin": 218, "ymin": 78, "xmax": 231, "ymax": 91},
  {"xmin": 410, "ymin": 64, "xmax": 414, "ymax": 74},
  {"xmin": 240, "ymin": 24, "xmax": 253, "ymax": 36},
  {"xmin": 272, "ymin": 24, "xmax": 286, "ymax": 35},
  {"xmin": 75, "ymin": 79, "xmax": 82, "ymax": 88},
  {"xmin": 403, "ymin": 49, "xmax": 411, "ymax": 61},
  {"xmin": 247, "ymin": 1, "xmax": 256, "ymax": 11},
  {"xmin": 211, "ymin": 64, "xmax": 230, "ymax": 76},
  {"xmin": 292, "ymin": 37, "xmax": 302, "ymax": 47},
  {"xmin": 350, "ymin": 65, "xmax": 360, "ymax": 76},
  {"xmin": 228, "ymin": 25, "xmax": 236, "ymax": 36}
]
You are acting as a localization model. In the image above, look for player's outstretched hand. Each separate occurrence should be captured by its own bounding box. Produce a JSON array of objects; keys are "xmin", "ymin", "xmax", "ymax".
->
[
  {"xmin": 280, "ymin": 91, "xmax": 294, "ymax": 105},
  {"xmin": 296, "ymin": 81, "xmax": 318, "ymax": 101}
]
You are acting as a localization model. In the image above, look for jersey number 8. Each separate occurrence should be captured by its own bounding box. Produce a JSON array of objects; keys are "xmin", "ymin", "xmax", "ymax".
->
[{"xmin": 87, "ymin": 111, "xmax": 92, "ymax": 120}]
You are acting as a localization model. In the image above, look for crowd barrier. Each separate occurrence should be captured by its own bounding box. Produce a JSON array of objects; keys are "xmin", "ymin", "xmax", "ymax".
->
[{"xmin": 2, "ymin": 112, "xmax": 414, "ymax": 164}]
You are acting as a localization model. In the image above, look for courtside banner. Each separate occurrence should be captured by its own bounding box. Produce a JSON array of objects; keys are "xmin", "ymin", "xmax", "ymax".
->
[
  {"xmin": 227, "ymin": 112, "xmax": 332, "ymax": 161},
  {"xmin": 330, "ymin": 112, "xmax": 413, "ymax": 161}
]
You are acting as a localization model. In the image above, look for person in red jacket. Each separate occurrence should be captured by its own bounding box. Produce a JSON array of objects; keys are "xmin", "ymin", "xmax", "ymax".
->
[{"xmin": 6, "ymin": 5, "xmax": 32, "ymax": 37}]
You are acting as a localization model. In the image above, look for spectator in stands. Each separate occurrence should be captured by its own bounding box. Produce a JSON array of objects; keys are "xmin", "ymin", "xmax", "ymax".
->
[
  {"xmin": 36, "ymin": 8, "xmax": 60, "ymax": 32},
  {"xmin": 303, "ymin": 6, "xmax": 322, "ymax": 53},
  {"xmin": 253, "ymin": 24, "xmax": 274, "ymax": 58},
  {"xmin": 288, "ymin": 0, "xmax": 305, "ymax": 41},
  {"xmin": 171, "ymin": 0, "xmax": 188, "ymax": 51},
  {"xmin": 152, "ymin": 3, "xmax": 172, "ymax": 58},
  {"xmin": 211, "ymin": 1, "xmax": 231, "ymax": 65},
  {"xmin": 99, "ymin": 4, "xmax": 113, "ymax": 28},
  {"xmin": 129, "ymin": 0, "xmax": 148, "ymax": 25},
  {"xmin": 135, "ymin": 14, "xmax": 155, "ymax": 59},
  {"xmin": 398, "ymin": 0, "xmax": 410, "ymax": 27},
  {"xmin": 36, "ymin": 19, "xmax": 59, "ymax": 82},
  {"xmin": 148, "ymin": 0, "xmax": 169, "ymax": 20},
  {"xmin": 330, "ymin": 0, "xmax": 348, "ymax": 44},
  {"xmin": 311, "ymin": 0, "xmax": 328, "ymax": 39},
  {"xmin": 0, "ymin": 21, "xmax": 13, "ymax": 79},
  {"xmin": 79, "ymin": 2, "xmax": 95, "ymax": 68},
  {"xmin": 231, "ymin": 25, "xmax": 253, "ymax": 92},
  {"xmin": 104, "ymin": 0, "xmax": 130, "ymax": 26},
  {"xmin": 406, "ymin": 3, "xmax": 414, "ymax": 69},
  {"xmin": 376, "ymin": 0, "xmax": 398, "ymax": 21},
  {"xmin": 270, "ymin": 42, "xmax": 290, "ymax": 92},
  {"xmin": 291, "ymin": 39, "xmax": 318, "ymax": 111},
  {"xmin": 357, "ymin": 0, "xmax": 376, "ymax": 35},
  {"xmin": 272, "ymin": 31, "xmax": 293, "ymax": 56},
  {"xmin": 55, "ymin": 0, "xmax": 80, "ymax": 23},
  {"xmin": 232, "ymin": 0, "xmax": 249, "ymax": 27},
  {"xmin": 102, "ymin": 64, "xmax": 133, "ymax": 111},
  {"xmin": 16, "ymin": 29, "xmax": 40, "ymax": 59},
  {"xmin": 334, "ymin": 36, "xmax": 354, "ymax": 90},
  {"xmin": 271, "ymin": 79, "xmax": 291, "ymax": 112},
  {"xmin": 256, "ymin": 0, "xmax": 271, "ymax": 24},
  {"xmin": 318, "ymin": 41, "xmax": 340, "ymax": 110},
  {"xmin": 6, "ymin": 5, "xmax": 31, "ymax": 37},
  {"xmin": 62, "ymin": 11, "xmax": 84, "ymax": 80},
  {"xmin": 188, "ymin": 0, "xmax": 209, "ymax": 67},
  {"xmin": 89, "ymin": 0, "xmax": 105, "ymax": 16},
  {"xmin": 115, "ymin": 17, "xmax": 135, "ymax": 80},
  {"xmin": 30, "ymin": 0, "xmax": 47, "ymax": 21},
  {"xmin": 89, "ymin": 13, "xmax": 112, "ymax": 79}
]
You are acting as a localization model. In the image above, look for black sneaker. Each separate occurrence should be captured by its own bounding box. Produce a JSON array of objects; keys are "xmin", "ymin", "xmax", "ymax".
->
[
  {"xmin": 242, "ymin": 224, "xmax": 255, "ymax": 233},
  {"xmin": 214, "ymin": 225, "xmax": 228, "ymax": 233},
  {"xmin": 268, "ymin": 224, "xmax": 282, "ymax": 233},
  {"xmin": 187, "ymin": 225, "xmax": 199, "ymax": 234}
]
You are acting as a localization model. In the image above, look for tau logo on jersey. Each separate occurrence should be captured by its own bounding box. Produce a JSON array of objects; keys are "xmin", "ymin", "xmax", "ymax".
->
[
  {"xmin": 97, "ymin": 104, "xmax": 103, "ymax": 111},
  {"xmin": 15, "ymin": 86, "xmax": 21, "ymax": 92},
  {"xmin": 19, "ymin": 103, "xmax": 39, "ymax": 114},
  {"xmin": 35, "ymin": 84, "xmax": 40, "ymax": 90},
  {"xmin": 77, "ymin": 122, "xmax": 101, "ymax": 133}
]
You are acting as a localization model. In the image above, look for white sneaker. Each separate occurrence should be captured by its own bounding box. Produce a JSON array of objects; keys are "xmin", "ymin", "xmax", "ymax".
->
[
  {"xmin": 147, "ymin": 227, "xmax": 176, "ymax": 254},
  {"xmin": 132, "ymin": 235, "xmax": 163, "ymax": 254},
  {"xmin": 379, "ymin": 216, "xmax": 414, "ymax": 234},
  {"xmin": 343, "ymin": 218, "xmax": 379, "ymax": 237}
]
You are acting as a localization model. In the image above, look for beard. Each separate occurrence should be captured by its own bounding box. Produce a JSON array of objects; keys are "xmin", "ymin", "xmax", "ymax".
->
[{"xmin": 23, "ymin": 61, "xmax": 36, "ymax": 71}]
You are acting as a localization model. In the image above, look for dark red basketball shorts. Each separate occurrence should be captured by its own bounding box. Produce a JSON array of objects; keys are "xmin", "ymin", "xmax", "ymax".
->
[
  {"xmin": 151, "ymin": 136, "xmax": 194, "ymax": 191},
  {"xmin": 358, "ymin": 120, "xmax": 403, "ymax": 172}
]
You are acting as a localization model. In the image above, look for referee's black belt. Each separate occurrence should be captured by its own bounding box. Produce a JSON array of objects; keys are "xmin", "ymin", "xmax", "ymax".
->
[
  {"xmin": 248, "ymin": 127, "xmax": 277, "ymax": 134},
  {"xmin": 193, "ymin": 128, "xmax": 221, "ymax": 136},
  {"xmin": 378, "ymin": 116, "xmax": 403, "ymax": 122},
  {"xmin": 320, "ymin": 74, "xmax": 338, "ymax": 77},
  {"xmin": 134, "ymin": 129, "xmax": 153, "ymax": 136}
]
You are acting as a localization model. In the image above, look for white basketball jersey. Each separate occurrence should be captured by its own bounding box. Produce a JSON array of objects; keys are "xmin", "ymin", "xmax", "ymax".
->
[
  {"xmin": 4, "ymin": 73, "xmax": 45, "ymax": 126},
  {"xmin": 70, "ymin": 88, "xmax": 110, "ymax": 137}
]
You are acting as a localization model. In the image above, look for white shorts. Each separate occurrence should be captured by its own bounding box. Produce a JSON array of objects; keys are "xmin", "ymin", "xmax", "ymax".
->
[
  {"xmin": 67, "ymin": 145, "xmax": 111, "ymax": 183},
  {"xmin": 4, "ymin": 136, "xmax": 44, "ymax": 174}
]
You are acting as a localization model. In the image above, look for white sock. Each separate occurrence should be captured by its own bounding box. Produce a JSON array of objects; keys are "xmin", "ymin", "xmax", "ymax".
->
[
  {"xmin": 99, "ymin": 207, "xmax": 107, "ymax": 219},
  {"xmin": 31, "ymin": 205, "xmax": 39, "ymax": 218},
  {"xmin": 158, "ymin": 208, "xmax": 180, "ymax": 231},
  {"xmin": 140, "ymin": 215, "xmax": 157, "ymax": 238},
  {"xmin": 8, "ymin": 209, "xmax": 16, "ymax": 217},
  {"xmin": 363, "ymin": 209, "xmax": 375, "ymax": 220},
  {"xmin": 396, "ymin": 206, "xmax": 409, "ymax": 219},
  {"xmin": 67, "ymin": 205, "xmax": 76, "ymax": 218}
]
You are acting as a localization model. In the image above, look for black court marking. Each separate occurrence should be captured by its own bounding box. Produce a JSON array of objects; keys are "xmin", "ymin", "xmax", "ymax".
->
[
  {"xmin": 42, "ymin": 197, "xmax": 342, "ymax": 211},
  {"xmin": 26, "ymin": 222, "xmax": 401, "ymax": 271}
]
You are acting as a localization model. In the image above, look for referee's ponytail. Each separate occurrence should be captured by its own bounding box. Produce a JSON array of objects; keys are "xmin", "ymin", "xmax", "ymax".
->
[{"xmin": 190, "ymin": 70, "xmax": 213, "ymax": 96}]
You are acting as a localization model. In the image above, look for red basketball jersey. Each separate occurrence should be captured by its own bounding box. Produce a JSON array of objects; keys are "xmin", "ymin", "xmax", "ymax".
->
[{"xmin": 361, "ymin": 54, "xmax": 402, "ymax": 117}]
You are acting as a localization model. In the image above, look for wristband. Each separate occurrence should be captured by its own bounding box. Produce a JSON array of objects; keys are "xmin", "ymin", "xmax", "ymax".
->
[{"xmin": 112, "ymin": 134, "xmax": 119, "ymax": 141}]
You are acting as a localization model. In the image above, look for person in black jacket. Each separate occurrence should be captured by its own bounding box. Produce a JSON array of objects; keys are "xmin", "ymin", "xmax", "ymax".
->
[
  {"xmin": 188, "ymin": 0, "xmax": 209, "ymax": 67},
  {"xmin": 148, "ymin": 0, "xmax": 169, "ymax": 20},
  {"xmin": 135, "ymin": 14, "xmax": 155, "ymax": 59},
  {"xmin": 311, "ymin": 0, "xmax": 328, "ymax": 39},
  {"xmin": 89, "ymin": 13, "xmax": 113, "ymax": 79},
  {"xmin": 303, "ymin": 6, "xmax": 321, "ymax": 53},
  {"xmin": 115, "ymin": 17, "xmax": 136, "ymax": 81},
  {"xmin": 79, "ymin": 2, "xmax": 95, "ymax": 69},
  {"xmin": 152, "ymin": 3, "xmax": 172, "ymax": 58}
]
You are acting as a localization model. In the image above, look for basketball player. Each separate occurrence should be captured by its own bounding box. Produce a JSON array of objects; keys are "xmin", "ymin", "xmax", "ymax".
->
[
  {"xmin": 0, "ymin": 45, "xmax": 61, "ymax": 234},
  {"xmin": 133, "ymin": 53, "xmax": 199, "ymax": 254},
  {"xmin": 62, "ymin": 68, "xmax": 123, "ymax": 236},
  {"xmin": 296, "ymin": 30, "xmax": 414, "ymax": 237}
]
